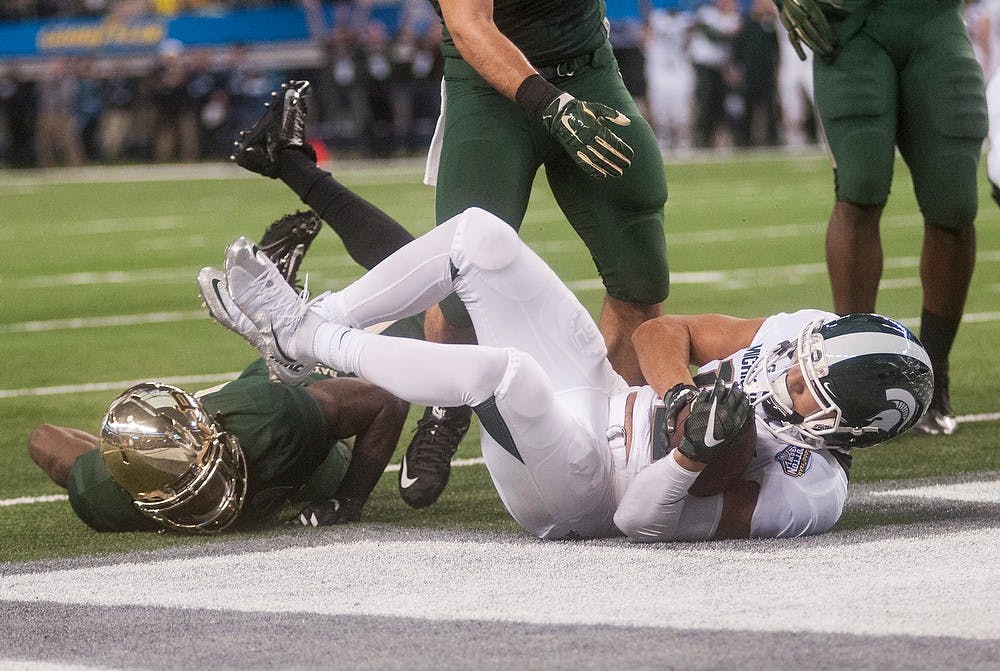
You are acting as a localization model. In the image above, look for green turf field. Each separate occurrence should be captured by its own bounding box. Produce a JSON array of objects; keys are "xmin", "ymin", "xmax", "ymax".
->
[{"xmin": 2, "ymin": 151, "xmax": 998, "ymax": 563}]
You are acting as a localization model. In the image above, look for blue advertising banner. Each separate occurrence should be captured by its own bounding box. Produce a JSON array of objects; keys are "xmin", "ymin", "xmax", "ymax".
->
[
  {"xmin": 0, "ymin": 4, "xmax": 399, "ymax": 59},
  {"xmin": 0, "ymin": 1, "xmax": 692, "ymax": 60}
]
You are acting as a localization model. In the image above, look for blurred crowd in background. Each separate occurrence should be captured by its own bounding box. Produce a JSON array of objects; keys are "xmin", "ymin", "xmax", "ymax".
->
[{"xmin": 0, "ymin": 0, "xmax": 992, "ymax": 169}]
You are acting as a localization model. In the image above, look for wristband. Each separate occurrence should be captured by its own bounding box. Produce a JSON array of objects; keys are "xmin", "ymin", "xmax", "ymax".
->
[{"xmin": 514, "ymin": 74, "xmax": 563, "ymax": 119}]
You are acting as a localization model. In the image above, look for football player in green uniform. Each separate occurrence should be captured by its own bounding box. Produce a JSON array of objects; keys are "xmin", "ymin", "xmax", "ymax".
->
[
  {"xmin": 776, "ymin": 0, "xmax": 987, "ymax": 435},
  {"xmin": 28, "ymin": 361, "xmax": 409, "ymax": 533},
  {"xmin": 410, "ymin": 0, "xmax": 670, "ymax": 504},
  {"xmin": 27, "ymin": 206, "xmax": 418, "ymax": 533}
]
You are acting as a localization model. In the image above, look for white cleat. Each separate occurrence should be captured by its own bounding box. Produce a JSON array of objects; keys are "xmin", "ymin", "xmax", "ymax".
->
[
  {"xmin": 224, "ymin": 236, "xmax": 318, "ymax": 385},
  {"xmin": 197, "ymin": 267, "xmax": 263, "ymax": 349},
  {"xmin": 911, "ymin": 409, "xmax": 959, "ymax": 436}
]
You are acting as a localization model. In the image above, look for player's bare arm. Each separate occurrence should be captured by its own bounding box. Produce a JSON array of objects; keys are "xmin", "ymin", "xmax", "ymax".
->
[
  {"xmin": 27, "ymin": 425, "xmax": 99, "ymax": 488},
  {"xmin": 713, "ymin": 479, "xmax": 762, "ymax": 539},
  {"xmin": 633, "ymin": 314, "xmax": 766, "ymax": 396},
  {"xmin": 437, "ymin": 0, "xmax": 537, "ymax": 100},
  {"xmin": 305, "ymin": 377, "xmax": 409, "ymax": 504}
]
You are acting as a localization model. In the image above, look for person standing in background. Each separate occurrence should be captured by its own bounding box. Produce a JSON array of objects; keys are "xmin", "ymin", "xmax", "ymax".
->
[{"xmin": 777, "ymin": 0, "xmax": 987, "ymax": 435}]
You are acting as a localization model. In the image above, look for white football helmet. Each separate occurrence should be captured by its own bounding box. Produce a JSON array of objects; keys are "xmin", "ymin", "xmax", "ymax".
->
[
  {"xmin": 744, "ymin": 313, "xmax": 934, "ymax": 449},
  {"xmin": 100, "ymin": 382, "xmax": 247, "ymax": 533}
]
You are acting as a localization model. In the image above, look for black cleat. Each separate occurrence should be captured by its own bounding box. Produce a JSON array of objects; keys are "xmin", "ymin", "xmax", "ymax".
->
[
  {"xmin": 231, "ymin": 79, "xmax": 315, "ymax": 178},
  {"xmin": 257, "ymin": 210, "xmax": 323, "ymax": 290},
  {"xmin": 398, "ymin": 405, "xmax": 472, "ymax": 508}
]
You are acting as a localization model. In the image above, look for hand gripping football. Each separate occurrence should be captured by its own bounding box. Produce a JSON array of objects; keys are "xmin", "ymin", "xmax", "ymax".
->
[{"xmin": 666, "ymin": 381, "xmax": 757, "ymax": 496}]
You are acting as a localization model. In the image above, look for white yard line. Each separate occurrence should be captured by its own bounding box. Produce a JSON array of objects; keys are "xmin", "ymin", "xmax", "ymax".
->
[
  {"xmin": 870, "ymin": 479, "xmax": 1000, "ymax": 503},
  {"xmin": 7, "ymin": 249, "xmax": 1000, "ymax": 292},
  {"xmin": 0, "ymin": 373, "xmax": 240, "ymax": 399},
  {"xmin": 0, "ymin": 311, "xmax": 206, "ymax": 334},
  {"xmin": 0, "ymin": 494, "xmax": 69, "ymax": 507},
  {"xmin": 3, "ymin": 301, "xmax": 1000, "ymax": 338}
]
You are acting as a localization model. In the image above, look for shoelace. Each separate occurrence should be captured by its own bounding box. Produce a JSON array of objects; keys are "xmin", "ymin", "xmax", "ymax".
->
[
  {"xmin": 248, "ymin": 266, "xmax": 310, "ymax": 331},
  {"xmin": 408, "ymin": 415, "xmax": 468, "ymax": 466}
]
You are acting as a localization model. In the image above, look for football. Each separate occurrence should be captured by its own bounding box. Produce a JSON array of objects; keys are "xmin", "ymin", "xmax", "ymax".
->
[{"xmin": 669, "ymin": 403, "xmax": 758, "ymax": 497}]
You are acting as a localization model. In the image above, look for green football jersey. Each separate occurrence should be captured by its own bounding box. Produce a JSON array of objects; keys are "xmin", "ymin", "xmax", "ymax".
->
[
  {"xmin": 67, "ymin": 363, "xmax": 350, "ymax": 532},
  {"xmin": 428, "ymin": 0, "xmax": 608, "ymax": 65}
]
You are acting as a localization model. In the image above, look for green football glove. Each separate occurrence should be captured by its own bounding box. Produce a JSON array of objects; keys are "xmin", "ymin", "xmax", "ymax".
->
[
  {"xmin": 774, "ymin": 0, "xmax": 845, "ymax": 60},
  {"xmin": 674, "ymin": 379, "xmax": 751, "ymax": 465},
  {"xmin": 541, "ymin": 93, "xmax": 634, "ymax": 179}
]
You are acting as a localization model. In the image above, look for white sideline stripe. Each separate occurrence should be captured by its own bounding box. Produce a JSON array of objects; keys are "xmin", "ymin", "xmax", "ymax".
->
[
  {"xmin": 3, "ymin": 528, "xmax": 1000, "ymax": 639},
  {"xmin": 871, "ymin": 480, "xmax": 1000, "ymax": 503}
]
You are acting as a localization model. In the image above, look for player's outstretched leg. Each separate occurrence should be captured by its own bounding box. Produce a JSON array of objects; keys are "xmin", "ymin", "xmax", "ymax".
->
[{"xmin": 223, "ymin": 236, "xmax": 324, "ymax": 384}]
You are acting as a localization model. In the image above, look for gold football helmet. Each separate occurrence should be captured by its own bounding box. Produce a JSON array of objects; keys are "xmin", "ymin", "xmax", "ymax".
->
[{"xmin": 100, "ymin": 382, "xmax": 247, "ymax": 534}]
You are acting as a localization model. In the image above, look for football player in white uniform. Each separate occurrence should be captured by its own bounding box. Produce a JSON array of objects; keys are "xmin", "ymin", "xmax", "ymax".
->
[{"xmin": 203, "ymin": 207, "xmax": 933, "ymax": 543}]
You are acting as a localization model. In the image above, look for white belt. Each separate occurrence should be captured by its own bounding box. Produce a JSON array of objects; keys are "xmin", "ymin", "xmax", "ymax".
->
[{"xmin": 607, "ymin": 388, "xmax": 639, "ymax": 472}]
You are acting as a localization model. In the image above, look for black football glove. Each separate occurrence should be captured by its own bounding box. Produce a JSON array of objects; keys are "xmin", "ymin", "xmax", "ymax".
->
[
  {"xmin": 662, "ymin": 383, "xmax": 699, "ymax": 435},
  {"xmin": 774, "ymin": 0, "xmax": 845, "ymax": 61},
  {"xmin": 541, "ymin": 93, "xmax": 634, "ymax": 179},
  {"xmin": 257, "ymin": 210, "xmax": 322, "ymax": 291},
  {"xmin": 287, "ymin": 497, "xmax": 363, "ymax": 527},
  {"xmin": 674, "ymin": 379, "xmax": 751, "ymax": 465}
]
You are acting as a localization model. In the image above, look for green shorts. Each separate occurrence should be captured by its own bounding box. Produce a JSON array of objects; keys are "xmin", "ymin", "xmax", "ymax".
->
[
  {"xmin": 814, "ymin": 0, "xmax": 986, "ymax": 228},
  {"xmin": 435, "ymin": 41, "xmax": 669, "ymax": 325}
]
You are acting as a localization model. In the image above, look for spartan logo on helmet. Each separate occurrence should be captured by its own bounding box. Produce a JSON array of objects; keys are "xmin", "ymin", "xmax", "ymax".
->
[
  {"xmin": 745, "ymin": 313, "xmax": 934, "ymax": 450},
  {"xmin": 100, "ymin": 382, "xmax": 248, "ymax": 534},
  {"xmin": 866, "ymin": 387, "xmax": 920, "ymax": 436}
]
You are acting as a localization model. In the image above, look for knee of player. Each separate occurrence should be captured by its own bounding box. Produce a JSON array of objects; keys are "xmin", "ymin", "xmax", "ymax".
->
[
  {"xmin": 918, "ymin": 160, "xmax": 980, "ymax": 228},
  {"xmin": 833, "ymin": 132, "xmax": 894, "ymax": 204},
  {"xmin": 922, "ymin": 202, "xmax": 978, "ymax": 230},
  {"xmin": 490, "ymin": 350, "xmax": 556, "ymax": 420},
  {"xmin": 455, "ymin": 207, "xmax": 522, "ymax": 272},
  {"xmin": 836, "ymin": 169, "xmax": 892, "ymax": 207}
]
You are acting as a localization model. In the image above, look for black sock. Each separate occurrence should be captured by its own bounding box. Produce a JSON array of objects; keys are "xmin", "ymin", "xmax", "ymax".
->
[
  {"xmin": 276, "ymin": 149, "xmax": 415, "ymax": 270},
  {"xmin": 919, "ymin": 308, "xmax": 959, "ymax": 385}
]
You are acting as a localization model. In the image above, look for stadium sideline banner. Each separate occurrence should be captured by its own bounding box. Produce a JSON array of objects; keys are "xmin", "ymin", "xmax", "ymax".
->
[{"xmin": 0, "ymin": 5, "xmax": 401, "ymax": 58}]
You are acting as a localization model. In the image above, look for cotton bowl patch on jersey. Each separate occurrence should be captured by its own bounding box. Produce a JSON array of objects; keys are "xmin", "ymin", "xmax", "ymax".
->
[{"xmin": 775, "ymin": 445, "xmax": 812, "ymax": 477}]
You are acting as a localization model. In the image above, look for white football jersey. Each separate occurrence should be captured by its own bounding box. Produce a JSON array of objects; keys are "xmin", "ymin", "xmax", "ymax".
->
[{"xmin": 610, "ymin": 310, "xmax": 849, "ymax": 540}]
